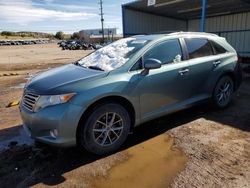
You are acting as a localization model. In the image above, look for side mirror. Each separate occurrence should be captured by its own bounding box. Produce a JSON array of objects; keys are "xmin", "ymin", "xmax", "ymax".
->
[
  {"xmin": 144, "ymin": 58, "xmax": 162, "ymax": 70},
  {"xmin": 141, "ymin": 58, "xmax": 162, "ymax": 76}
]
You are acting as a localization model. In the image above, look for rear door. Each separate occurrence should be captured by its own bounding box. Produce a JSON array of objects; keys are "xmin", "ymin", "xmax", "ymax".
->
[{"xmin": 183, "ymin": 38, "xmax": 218, "ymax": 97}]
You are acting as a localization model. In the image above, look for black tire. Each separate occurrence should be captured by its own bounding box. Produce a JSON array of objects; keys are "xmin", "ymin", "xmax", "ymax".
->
[
  {"xmin": 78, "ymin": 103, "xmax": 131, "ymax": 155},
  {"xmin": 212, "ymin": 76, "xmax": 234, "ymax": 108}
]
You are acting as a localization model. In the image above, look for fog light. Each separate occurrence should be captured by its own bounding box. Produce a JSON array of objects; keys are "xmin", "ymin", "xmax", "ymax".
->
[{"xmin": 50, "ymin": 129, "xmax": 58, "ymax": 139}]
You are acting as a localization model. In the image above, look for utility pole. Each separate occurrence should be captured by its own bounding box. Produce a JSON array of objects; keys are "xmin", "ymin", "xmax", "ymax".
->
[
  {"xmin": 99, "ymin": 0, "xmax": 104, "ymax": 43},
  {"xmin": 107, "ymin": 27, "xmax": 110, "ymax": 41}
]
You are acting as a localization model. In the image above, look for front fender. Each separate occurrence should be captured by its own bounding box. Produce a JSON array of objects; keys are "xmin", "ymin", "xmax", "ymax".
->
[{"xmin": 69, "ymin": 73, "xmax": 141, "ymax": 126}]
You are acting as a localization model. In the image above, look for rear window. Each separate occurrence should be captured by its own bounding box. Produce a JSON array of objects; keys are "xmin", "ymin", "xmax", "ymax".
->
[
  {"xmin": 185, "ymin": 38, "xmax": 213, "ymax": 59},
  {"xmin": 210, "ymin": 40, "xmax": 227, "ymax": 54}
]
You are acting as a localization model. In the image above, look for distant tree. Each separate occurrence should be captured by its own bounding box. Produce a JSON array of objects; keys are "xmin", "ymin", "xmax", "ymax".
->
[
  {"xmin": 1, "ymin": 31, "xmax": 7, "ymax": 36},
  {"xmin": 1, "ymin": 31, "xmax": 15, "ymax": 36},
  {"xmin": 71, "ymin": 32, "xmax": 80, "ymax": 39},
  {"xmin": 55, "ymin": 31, "xmax": 65, "ymax": 40},
  {"xmin": 47, "ymin": 33, "xmax": 54, "ymax": 39}
]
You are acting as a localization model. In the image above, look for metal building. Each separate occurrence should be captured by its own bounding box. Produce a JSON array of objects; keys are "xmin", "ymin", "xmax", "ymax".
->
[
  {"xmin": 79, "ymin": 28, "xmax": 122, "ymax": 43},
  {"xmin": 79, "ymin": 28, "xmax": 117, "ymax": 36},
  {"xmin": 122, "ymin": 0, "xmax": 250, "ymax": 60}
]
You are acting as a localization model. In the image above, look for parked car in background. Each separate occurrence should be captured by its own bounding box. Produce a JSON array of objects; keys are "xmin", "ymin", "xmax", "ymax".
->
[
  {"xmin": 0, "ymin": 39, "xmax": 49, "ymax": 46},
  {"xmin": 19, "ymin": 32, "xmax": 242, "ymax": 155},
  {"xmin": 58, "ymin": 40, "xmax": 103, "ymax": 50}
]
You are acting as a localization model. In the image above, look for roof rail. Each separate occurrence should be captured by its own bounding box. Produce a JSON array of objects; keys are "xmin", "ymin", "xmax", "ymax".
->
[
  {"xmin": 147, "ymin": 30, "xmax": 179, "ymax": 35},
  {"xmin": 168, "ymin": 31, "xmax": 219, "ymax": 37},
  {"xmin": 142, "ymin": 31, "xmax": 219, "ymax": 37}
]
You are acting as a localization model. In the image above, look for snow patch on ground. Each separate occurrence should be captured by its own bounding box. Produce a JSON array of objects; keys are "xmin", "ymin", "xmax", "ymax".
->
[
  {"xmin": 10, "ymin": 68, "xmax": 51, "ymax": 90},
  {"xmin": 10, "ymin": 83, "xmax": 26, "ymax": 89},
  {"xmin": 27, "ymin": 68, "xmax": 51, "ymax": 81},
  {"xmin": 0, "ymin": 127, "xmax": 34, "ymax": 152},
  {"xmin": 78, "ymin": 38, "xmax": 136, "ymax": 71}
]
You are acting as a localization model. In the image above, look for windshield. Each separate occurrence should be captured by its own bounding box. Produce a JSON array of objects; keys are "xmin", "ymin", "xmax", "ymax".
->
[{"xmin": 78, "ymin": 37, "xmax": 150, "ymax": 71}]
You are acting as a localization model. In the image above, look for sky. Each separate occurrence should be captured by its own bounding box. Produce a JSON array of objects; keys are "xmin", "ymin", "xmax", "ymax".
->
[{"xmin": 0, "ymin": 0, "xmax": 133, "ymax": 34}]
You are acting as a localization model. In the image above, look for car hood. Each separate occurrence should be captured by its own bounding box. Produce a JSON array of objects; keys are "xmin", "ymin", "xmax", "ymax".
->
[{"xmin": 26, "ymin": 64, "xmax": 108, "ymax": 94}]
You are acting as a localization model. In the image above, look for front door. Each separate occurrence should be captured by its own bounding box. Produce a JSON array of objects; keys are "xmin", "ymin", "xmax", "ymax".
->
[{"xmin": 137, "ymin": 39, "xmax": 192, "ymax": 121}]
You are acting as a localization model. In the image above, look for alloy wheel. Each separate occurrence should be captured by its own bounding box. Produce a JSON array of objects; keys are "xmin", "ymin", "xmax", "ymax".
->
[
  {"xmin": 93, "ymin": 112, "xmax": 123, "ymax": 146},
  {"xmin": 216, "ymin": 79, "xmax": 233, "ymax": 106}
]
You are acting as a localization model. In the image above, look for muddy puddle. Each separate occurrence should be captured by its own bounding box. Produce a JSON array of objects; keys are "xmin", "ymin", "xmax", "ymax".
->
[{"xmin": 90, "ymin": 134, "xmax": 188, "ymax": 188}]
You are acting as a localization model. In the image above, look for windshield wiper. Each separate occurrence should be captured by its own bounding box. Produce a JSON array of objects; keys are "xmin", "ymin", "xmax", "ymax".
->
[
  {"xmin": 74, "ymin": 61, "xmax": 88, "ymax": 69},
  {"xmin": 74, "ymin": 62, "xmax": 104, "ymax": 71},
  {"xmin": 88, "ymin": 66, "xmax": 104, "ymax": 71},
  {"xmin": 74, "ymin": 61, "xmax": 81, "ymax": 66}
]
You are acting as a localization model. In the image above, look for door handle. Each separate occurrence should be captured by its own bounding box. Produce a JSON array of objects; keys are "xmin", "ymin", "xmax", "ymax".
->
[
  {"xmin": 178, "ymin": 68, "xmax": 189, "ymax": 75},
  {"xmin": 213, "ymin": 60, "xmax": 221, "ymax": 67}
]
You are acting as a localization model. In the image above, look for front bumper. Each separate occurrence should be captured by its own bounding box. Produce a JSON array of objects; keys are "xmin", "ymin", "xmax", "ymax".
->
[{"xmin": 19, "ymin": 100, "xmax": 85, "ymax": 147}]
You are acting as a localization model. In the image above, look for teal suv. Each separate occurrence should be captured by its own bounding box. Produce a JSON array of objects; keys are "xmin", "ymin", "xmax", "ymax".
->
[{"xmin": 19, "ymin": 32, "xmax": 242, "ymax": 155}]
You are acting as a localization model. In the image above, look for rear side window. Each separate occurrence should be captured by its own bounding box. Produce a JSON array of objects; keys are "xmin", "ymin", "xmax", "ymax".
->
[
  {"xmin": 185, "ymin": 38, "xmax": 213, "ymax": 59},
  {"xmin": 144, "ymin": 39, "xmax": 183, "ymax": 65},
  {"xmin": 210, "ymin": 40, "xmax": 227, "ymax": 54}
]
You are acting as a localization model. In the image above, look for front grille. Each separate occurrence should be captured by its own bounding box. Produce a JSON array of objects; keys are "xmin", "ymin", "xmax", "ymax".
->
[{"xmin": 22, "ymin": 92, "xmax": 39, "ymax": 111}]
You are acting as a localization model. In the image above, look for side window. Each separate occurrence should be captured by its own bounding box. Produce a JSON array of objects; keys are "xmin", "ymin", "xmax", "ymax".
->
[
  {"xmin": 144, "ymin": 39, "xmax": 182, "ymax": 65},
  {"xmin": 130, "ymin": 58, "xmax": 143, "ymax": 71},
  {"xmin": 210, "ymin": 40, "xmax": 227, "ymax": 54},
  {"xmin": 185, "ymin": 38, "xmax": 213, "ymax": 59}
]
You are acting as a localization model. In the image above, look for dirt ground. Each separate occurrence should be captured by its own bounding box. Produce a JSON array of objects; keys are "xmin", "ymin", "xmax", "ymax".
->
[{"xmin": 0, "ymin": 44, "xmax": 249, "ymax": 188}]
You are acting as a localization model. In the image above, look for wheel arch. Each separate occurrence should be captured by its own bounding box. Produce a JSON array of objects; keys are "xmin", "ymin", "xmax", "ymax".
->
[
  {"xmin": 76, "ymin": 95, "xmax": 136, "ymax": 143},
  {"xmin": 217, "ymin": 71, "xmax": 237, "ymax": 91},
  {"xmin": 212, "ymin": 71, "xmax": 236, "ymax": 108}
]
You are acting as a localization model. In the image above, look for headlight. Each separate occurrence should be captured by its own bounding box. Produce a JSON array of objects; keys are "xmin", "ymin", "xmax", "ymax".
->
[{"xmin": 34, "ymin": 93, "xmax": 75, "ymax": 112}]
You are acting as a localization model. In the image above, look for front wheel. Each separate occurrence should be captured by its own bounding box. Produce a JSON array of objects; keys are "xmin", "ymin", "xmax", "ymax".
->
[
  {"xmin": 212, "ymin": 76, "xmax": 234, "ymax": 108},
  {"xmin": 78, "ymin": 103, "xmax": 131, "ymax": 155}
]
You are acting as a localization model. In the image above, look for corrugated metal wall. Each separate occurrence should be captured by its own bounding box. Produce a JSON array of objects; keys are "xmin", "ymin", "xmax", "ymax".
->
[
  {"xmin": 123, "ymin": 8, "xmax": 250, "ymax": 57},
  {"xmin": 123, "ymin": 8, "xmax": 186, "ymax": 36},
  {"xmin": 188, "ymin": 12, "xmax": 250, "ymax": 56}
]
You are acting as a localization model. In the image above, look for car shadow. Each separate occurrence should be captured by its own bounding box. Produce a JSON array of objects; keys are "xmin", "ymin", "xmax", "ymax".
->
[{"xmin": 0, "ymin": 77, "xmax": 249, "ymax": 187}]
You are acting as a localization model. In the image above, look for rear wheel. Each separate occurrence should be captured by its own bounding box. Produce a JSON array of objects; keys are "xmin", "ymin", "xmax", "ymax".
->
[
  {"xmin": 213, "ymin": 76, "xmax": 234, "ymax": 108},
  {"xmin": 78, "ymin": 103, "xmax": 131, "ymax": 155}
]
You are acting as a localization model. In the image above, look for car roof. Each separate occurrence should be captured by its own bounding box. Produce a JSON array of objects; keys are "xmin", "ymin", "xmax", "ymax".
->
[
  {"xmin": 132, "ymin": 32, "xmax": 220, "ymax": 41},
  {"xmin": 132, "ymin": 34, "xmax": 165, "ymax": 41}
]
